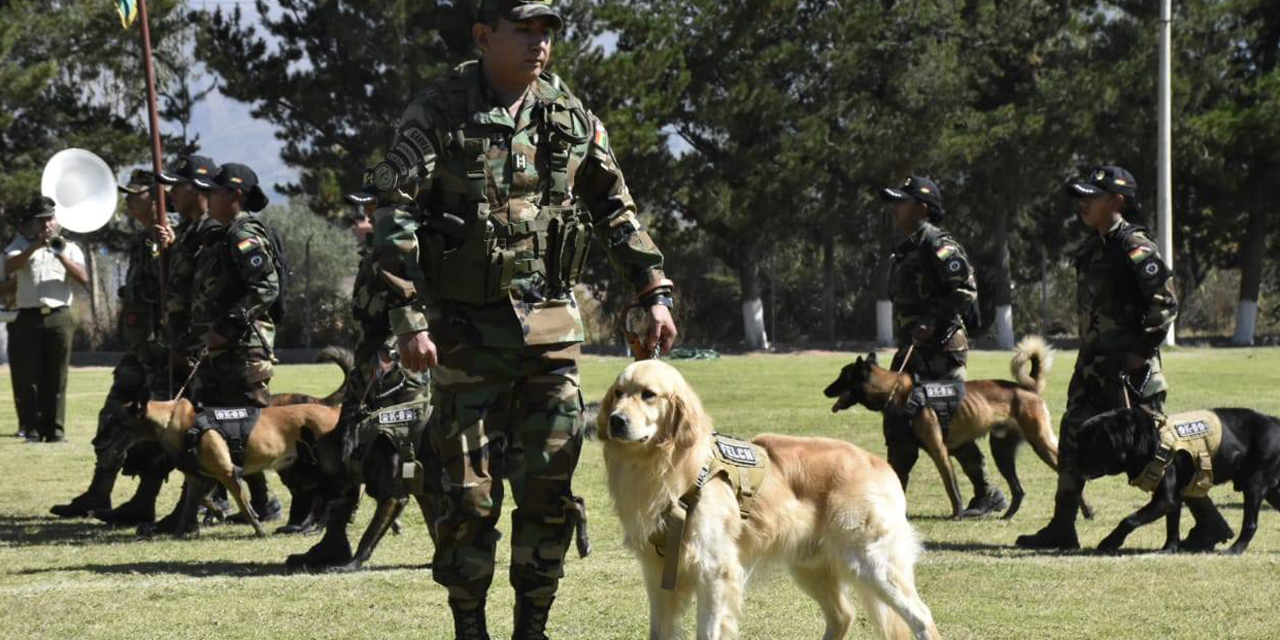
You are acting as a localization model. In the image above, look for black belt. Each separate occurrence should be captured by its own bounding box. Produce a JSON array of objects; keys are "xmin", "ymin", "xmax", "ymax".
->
[{"xmin": 18, "ymin": 306, "xmax": 66, "ymax": 316}]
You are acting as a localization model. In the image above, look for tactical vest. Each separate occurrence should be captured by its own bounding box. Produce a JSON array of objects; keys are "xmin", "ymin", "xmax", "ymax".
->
[
  {"xmin": 345, "ymin": 398, "xmax": 433, "ymax": 496},
  {"xmin": 417, "ymin": 62, "xmax": 593, "ymax": 306},
  {"xmin": 651, "ymin": 433, "xmax": 770, "ymax": 591},
  {"xmin": 178, "ymin": 407, "xmax": 262, "ymax": 474},
  {"xmin": 1133, "ymin": 410, "xmax": 1223, "ymax": 498},
  {"xmin": 904, "ymin": 378, "xmax": 967, "ymax": 432}
]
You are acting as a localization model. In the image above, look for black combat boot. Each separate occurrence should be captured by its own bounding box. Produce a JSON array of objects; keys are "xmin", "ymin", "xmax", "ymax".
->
[
  {"xmin": 512, "ymin": 596, "xmax": 554, "ymax": 640},
  {"xmin": 1015, "ymin": 492, "xmax": 1081, "ymax": 550},
  {"xmin": 285, "ymin": 498, "xmax": 354, "ymax": 572},
  {"xmin": 960, "ymin": 487, "xmax": 1010, "ymax": 519},
  {"xmin": 449, "ymin": 599, "xmax": 490, "ymax": 640},
  {"xmin": 50, "ymin": 467, "xmax": 117, "ymax": 518},
  {"xmin": 95, "ymin": 472, "xmax": 164, "ymax": 526}
]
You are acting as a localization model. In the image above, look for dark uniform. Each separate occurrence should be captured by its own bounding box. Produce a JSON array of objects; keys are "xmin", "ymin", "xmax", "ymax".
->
[
  {"xmin": 186, "ymin": 163, "xmax": 282, "ymax": 521},
  {"xmin": 370, "ymin": 2, "xmax": 671, "ymax": 636},
  {"xmin": 880, "ymin": 176, "xmax": 1005, "ymax": 516},
  {"xmin": 1017, "ymin": 166, "xmax": 1179, "ymax": 549},
  {"xmin": 50, "ymin": 171, "xmax": 172, "ymax": 520}
]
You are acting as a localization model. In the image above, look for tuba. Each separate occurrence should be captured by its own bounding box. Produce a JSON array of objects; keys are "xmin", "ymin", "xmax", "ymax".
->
[{"xmin": 41, "ymin": 149, "xmax": 118, "ymax": 234}]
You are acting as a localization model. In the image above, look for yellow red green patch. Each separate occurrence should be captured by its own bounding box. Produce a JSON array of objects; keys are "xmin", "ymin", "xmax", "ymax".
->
[
  {"xmin": 1128, "ymin": 245, "xmax": 1153, "ymax": 263},
  {"xmin": 935, "ymin": 244, "xmax": 957, "ymax": 260},
  {"xmin": 236, "ymin": 238, "xmax": 260, "ymax": 253}
]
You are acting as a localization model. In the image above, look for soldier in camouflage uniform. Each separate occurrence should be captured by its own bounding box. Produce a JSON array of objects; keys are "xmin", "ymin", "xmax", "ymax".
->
[
  {"xmin": 156, "ymin": 155, "xmax": 219, "ymax": 377},
  {"xmin": 1017, "ymin": 166, "xmax": 1178, "ymax": 550},
  {"xmin": 880, "ymin": 176, "xmax": 1007, "ymax": 518},
  {"xmin": 182, "ymin": 162, "xmax": 282, "ymax": 525},
  {"xmin": 370, "ymin": 2, "xmax": 677, "ymax": 637},
  {"xmin": 50, "ymin": 171, "xmax": 173, "ymax": 521},
  {"xmin": 286, "ymin": 185, "xmax": 432, "ymax": 569}
]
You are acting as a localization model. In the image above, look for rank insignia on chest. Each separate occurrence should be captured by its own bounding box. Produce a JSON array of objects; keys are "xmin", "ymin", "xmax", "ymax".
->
[{"xmin": 515, "ymin": 154, "xmax": 527, "ymax": 171}]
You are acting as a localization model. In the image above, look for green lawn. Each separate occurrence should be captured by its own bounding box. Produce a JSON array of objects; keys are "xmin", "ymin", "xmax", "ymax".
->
[{"xmin": 2, "ymin": 348, "xmax": 1279, "ymax": 640}]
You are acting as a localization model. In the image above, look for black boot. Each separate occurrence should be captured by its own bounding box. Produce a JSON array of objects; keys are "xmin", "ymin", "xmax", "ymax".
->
[
  {"xmin": 960, "ymin": 487, "xmax": 1010, "ymax": 518},
  {"xmin": 512, "ymin": 596, "xmax": 553, "ymax": 640},
  {"xmin": 1015, "ymin": 492, "xmax": 1081, "ymax": 550},
  {"xmin": 276, "ymin": 488, "xmax": 321, "ymax": 534},
  {"xmin": 95, "ymin": 472, "xmax": 164, "ymax": 526},
  {"xmin": 285, "ymin": 499, "xmax": 354, "ymax": 572},
  {"xmin": 449, "ymin": 599, "xmax": 490, "ymax": 640},
  {"xmin": 51, "ymin": 467, "xmax": 117, "ymax": 518}
]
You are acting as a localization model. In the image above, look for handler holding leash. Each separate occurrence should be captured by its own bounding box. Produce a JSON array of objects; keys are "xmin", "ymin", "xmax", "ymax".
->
[
  {"xmin": 1017, "ymin": 166, "xmax": 1177, "ymax": 550},
  {"xmin": 369, "ymin": 1, "xmax": 677, "ymax": 637},
  {"xmin": 880, "ymin": 176, "xmax": 1007, "ymax": 517}
]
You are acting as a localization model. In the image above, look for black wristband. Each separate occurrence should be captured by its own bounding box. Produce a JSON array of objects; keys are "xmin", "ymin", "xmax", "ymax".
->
[{"xmin": 643, "ymin": 292, "xmax": 674, "ymax": 310}]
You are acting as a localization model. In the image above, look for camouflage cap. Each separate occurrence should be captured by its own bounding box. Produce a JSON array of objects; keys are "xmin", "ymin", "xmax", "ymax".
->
[
  {"xmin": 118, "ymin": 169, "xmax": 156, "ymax": 195},
  {"xmin": 478, "ymin": 0, "xmax": 563, "ymax": 30},
  {"xmin": 1066, "ymin": 165, "xmax": 1137, "ymax": 199},
  {"xmin": 880, "ymin": 175, "xmax": 943, "ymax": 211}
]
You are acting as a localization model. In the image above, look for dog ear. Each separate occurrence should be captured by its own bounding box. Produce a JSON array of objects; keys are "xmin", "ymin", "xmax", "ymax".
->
[
  {"xmin": 867, "ymin": 352, "xmax": 878, "ymax": 365},
  {"xmin": 596, "ymin": 381, "xmax": 618, "ymax": 441},
  {"xmin": 665, "ymin": 378, "xmax": 709, "ymax": 450}
]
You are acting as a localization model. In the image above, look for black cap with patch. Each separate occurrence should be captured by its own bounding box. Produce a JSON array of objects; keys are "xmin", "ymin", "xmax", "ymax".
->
[
  {"xmin": 118, "ymin": 169, "xmax": 156, "ymax": 195},
  {"xmin": 880, "ymin": 176, "xmax": 943, "ymax": 211},
  {"xmin": 158, "ymin": 155, "xmax": 218, "ymax": 189},
  {"xmin": 478, "ymin": 0, "xmax": 563, "ymax": 30},
  {"xmin": 1066, "ymin": 165, "xmax": 1137, "ymax": 199},
  {"xmin": 199, "ymin": 162, "xmax": 269, "ymax": 212}
]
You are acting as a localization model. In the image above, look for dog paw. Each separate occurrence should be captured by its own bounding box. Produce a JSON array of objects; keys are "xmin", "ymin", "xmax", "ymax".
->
[{"xmin": 1096, "ymin": 535, "xmax": 1124, "ymax": 553}]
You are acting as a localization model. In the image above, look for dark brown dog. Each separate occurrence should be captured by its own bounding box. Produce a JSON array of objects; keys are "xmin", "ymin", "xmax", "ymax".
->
[{"xmin": 824, "ymin": 336, "xmax": 1091, "ymax": 520}]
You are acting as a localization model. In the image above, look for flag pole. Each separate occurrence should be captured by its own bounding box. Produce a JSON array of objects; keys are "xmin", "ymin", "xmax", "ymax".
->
[{"xmin": 135, "ymin": 0, "xmax": 173, "ymax": 395}]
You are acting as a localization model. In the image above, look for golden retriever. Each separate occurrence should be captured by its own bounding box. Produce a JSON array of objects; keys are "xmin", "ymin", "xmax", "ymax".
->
[{"xmin": 599, "ymin": 360, "xmax": 942, "ymax": 640}]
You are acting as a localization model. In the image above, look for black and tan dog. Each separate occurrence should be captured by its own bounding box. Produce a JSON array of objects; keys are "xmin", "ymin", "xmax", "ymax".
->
[
  {"xmin": 1074, "ymin": 407, "xmax": 1280, "ymax": 554},
  {"xmin": 824, "ymin": 336, "xmax": 1091, "ymax": 520},
  {"xmin": 117, "ymin": 398, "xmax": 341, "ymax": 537}
]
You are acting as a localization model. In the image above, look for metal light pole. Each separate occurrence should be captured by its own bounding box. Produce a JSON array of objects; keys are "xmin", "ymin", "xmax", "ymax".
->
[{"xmin": 1157, "ymin": 0, "xmax": 1176, "ymax": 347}]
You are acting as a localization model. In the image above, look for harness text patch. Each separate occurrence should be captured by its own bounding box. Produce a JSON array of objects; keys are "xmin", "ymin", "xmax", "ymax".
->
[
  {"xmin": 213, "ymin": 408, "xmax": 249, "ymax": 420},
  {"xmin": 717, "ymin": 441, "xmax": 758, "ymax": 466},
  {"xmin": 1174, "ymin": 420, "xmax": 1210, "ymax": 439},
  {"xmin": 378, "ymin": 407, "xmax": 420, "ymax": 424},
  {"xmin": 924, "ymin": 384, "xmax": 957, "ymax": 399}
]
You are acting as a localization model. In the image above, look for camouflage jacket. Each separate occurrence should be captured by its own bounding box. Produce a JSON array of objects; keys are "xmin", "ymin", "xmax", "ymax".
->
[
  {"xmin": 351, "ymin": 236, "xmax": 428, "ymax": 404},
  {"xmin": 118, "ymin": 226, "xmax": 167, "ymax": 367},
  {"xmin": 187, "ymin": 212, "xmax": 279, "ymax": 355},
  {"xmin": 165, "ymin": 215, "xmax": 203, "ymax": 351},
  {"xmin": 1073, "ymin": 219, "xmax": 1177, "ymax": 382},
  {"xmin": 371, "ymin": 60, "xmax": 667, "ymax": 348},
  {"xmin": 889, "ymin": 222, "xmax": 977, "ymax": 351}
]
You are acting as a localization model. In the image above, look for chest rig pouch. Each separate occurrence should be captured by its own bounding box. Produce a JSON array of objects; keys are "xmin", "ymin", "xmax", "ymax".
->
[
  {"xmin": 651, "ymin": 433, "xmax": 770, "ymax": 591},
  {"xmin": 420, "ymin": 69, "xmax": 592, "ymax": 307},
  {"xmin": 346, "ymin": 399, "xmax": 433, "ymax": 496},
  {"xmin": 1134, "ymin": 410, "xmax": 1223, "ymax": 498},
  {"xmin": 904, "ymin": 378, "xmax": 966, "ymax": 433},
  {"xmin": 179, "ymin": 407, "xmax": 262, "ymax": 474}
]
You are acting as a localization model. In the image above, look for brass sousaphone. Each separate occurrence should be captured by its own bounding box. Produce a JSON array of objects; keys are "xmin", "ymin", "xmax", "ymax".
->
[{"xmin": 41, "ymin": 148, "xmax": 118, "ymax": 234}]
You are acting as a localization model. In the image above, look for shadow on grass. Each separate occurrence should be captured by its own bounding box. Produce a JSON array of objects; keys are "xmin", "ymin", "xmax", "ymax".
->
[
  {"xmin": 17, "ymin": 559, "xmax": 431, "ymax": 578},
  {"xmin": 924, "ymin": 539, "xmax": 1168, "ymax": 557},
  {"xmin": 0, "ymin": 515, "xmax": 141, "ymax": 548}
]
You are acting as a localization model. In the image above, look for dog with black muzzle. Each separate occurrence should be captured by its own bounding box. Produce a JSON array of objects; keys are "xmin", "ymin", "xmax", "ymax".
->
[
  {"xmin": 601, "ymin": 360, "xmax": 942, "ymax": 640},
  {"xmin": 112, "ymin": 397, "xmax": 341, "ymax": 537},
  {"xmin": 1073, "ymin": 407, "xmax": 1280, "ymax": 554},
  {"xmin": 824, "ymin": 336, "xmax": 1088, "ymax": 520}
]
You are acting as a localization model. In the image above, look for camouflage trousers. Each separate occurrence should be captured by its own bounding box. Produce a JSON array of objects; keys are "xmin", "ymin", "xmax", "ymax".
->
[
  {"xmin": 195, "ymin": 347, "xmax": 273, "ymax": 408},
  {"xmin": 428, "ymin": 340, "xmax": 585, "ymax": 603},
  {"xmin": 883, "ymin": 345, "xmax": 995, "ymax": 496},
  {"xmin": 1055, "ymin": 352, "xmax": 1167, "ymax": 499},
  {"xmin": 92, "ymin": 353, "xmax": 172, "ymax": 477}
]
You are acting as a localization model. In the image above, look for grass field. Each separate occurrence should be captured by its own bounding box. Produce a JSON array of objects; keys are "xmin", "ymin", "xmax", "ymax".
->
[{"xmin": 2, "ymin": 347, "xmax": 1279, "ymax": 640}]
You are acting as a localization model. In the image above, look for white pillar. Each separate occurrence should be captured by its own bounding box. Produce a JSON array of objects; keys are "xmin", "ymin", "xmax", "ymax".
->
[
  {"xmin": 875, "ymin": 300, "xmax": 894, "ymax": 348},
  {"xmin": 742, "ymin": 298, "xmax": 769, "ymax": 350},
  {"xmin": 1158, "ymin": 0, "xmax": 1176, "ymax": 347},
  {"xmin": 995, "ymin": 304, "xmax": 1015, "ymax": 350},
  {"xmin": 1232, "ymin": 300, "xmax": 1258, "ymax": 346}
]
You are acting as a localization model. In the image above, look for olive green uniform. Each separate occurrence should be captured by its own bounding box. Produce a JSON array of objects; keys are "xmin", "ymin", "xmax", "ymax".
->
[{"xmin": 370, "ymin": 61, "xmax": 668, "ymax": 613}]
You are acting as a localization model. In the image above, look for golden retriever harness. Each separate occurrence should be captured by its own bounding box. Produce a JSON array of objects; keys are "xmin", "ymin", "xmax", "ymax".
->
[
  {"xmin": 653, "ymin": 433, "xmax": 770, "ymax": 590},
  {"xmin": 1133, "ymin": 410, "xmax": 1223, "ymax": 498}
]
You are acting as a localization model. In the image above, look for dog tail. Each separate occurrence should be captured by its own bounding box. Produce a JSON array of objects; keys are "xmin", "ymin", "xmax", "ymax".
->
[
  {"xmin": 315, "ymin": 346, "xmax": 355, "ymax": 407},
  {"xmin": 850, "ymin": 482, "xmax": 942, "ymax": 640},
  {"xmin": 1011, "ymin": 335, "xmax": 1053, "ymax": 393}
]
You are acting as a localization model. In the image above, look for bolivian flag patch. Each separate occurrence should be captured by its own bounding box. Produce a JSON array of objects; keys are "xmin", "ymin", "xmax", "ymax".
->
[
  {"xmin": 1128, "ymin": 245, "xmax": 1153, "ymax": 263},
  {"xmin": 935, "ymin": 244, "xmax": 957, "ymax": 260},
  {"xmin": 236, "ymin": 237, "xmax": 261, "ymax": 253}
]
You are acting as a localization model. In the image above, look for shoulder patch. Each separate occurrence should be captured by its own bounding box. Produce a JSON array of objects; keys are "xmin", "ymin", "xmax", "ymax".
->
[
  {"xmin": 1128, "ymin": 245, "xmax": 1154, "ymax": 264},
  {"xmin": 236, "ymin": 237, "xmax": 261, "ymax": 254},
  {"xmin": 935, "ymin": 244, "xmax": 958, "ymax": 260}
]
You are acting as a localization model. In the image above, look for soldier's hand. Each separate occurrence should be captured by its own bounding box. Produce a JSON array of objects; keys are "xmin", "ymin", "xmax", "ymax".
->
[
  {"xmin": 155, "ymin": 223, "xmax": 175, "ymax": 249},
  {"xmin": 398, "ymin": 330, "xmax": 437, "ymax": 372},
  {"xmin": 646, "ymin": 304, "xmax": 678, "ymax": 356},
  {"xmin": 910, "ymin": 323, "xmax": 934, "ymax": 344}
]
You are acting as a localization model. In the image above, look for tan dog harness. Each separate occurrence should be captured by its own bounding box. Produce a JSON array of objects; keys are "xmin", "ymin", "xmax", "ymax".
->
[
  {"xmin": 1133, "ymin": 410, "xmax": 1223, "ymax": 498},
  {"xmin": 651, "ymin": 433, "xmax": 770, "ymax": 590}
]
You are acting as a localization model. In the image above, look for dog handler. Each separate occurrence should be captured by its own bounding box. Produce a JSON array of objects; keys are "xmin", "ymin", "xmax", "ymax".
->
[
  {"xmin": 1016, "ymin": 166, "xmax": 1178, "ymax": 549},
  {"xmin": 879, "ymin": 176, "xmax": 1007, "ymax": 517},
  {"xmin": 368, "ymin": 1, "xmax": 677, "ymax": 637}
]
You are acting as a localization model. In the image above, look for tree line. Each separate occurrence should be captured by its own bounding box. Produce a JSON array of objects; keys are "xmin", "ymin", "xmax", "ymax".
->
[{"xmin": 3, "ymin": 0, "xmax": 1277, "ymax": 349}]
